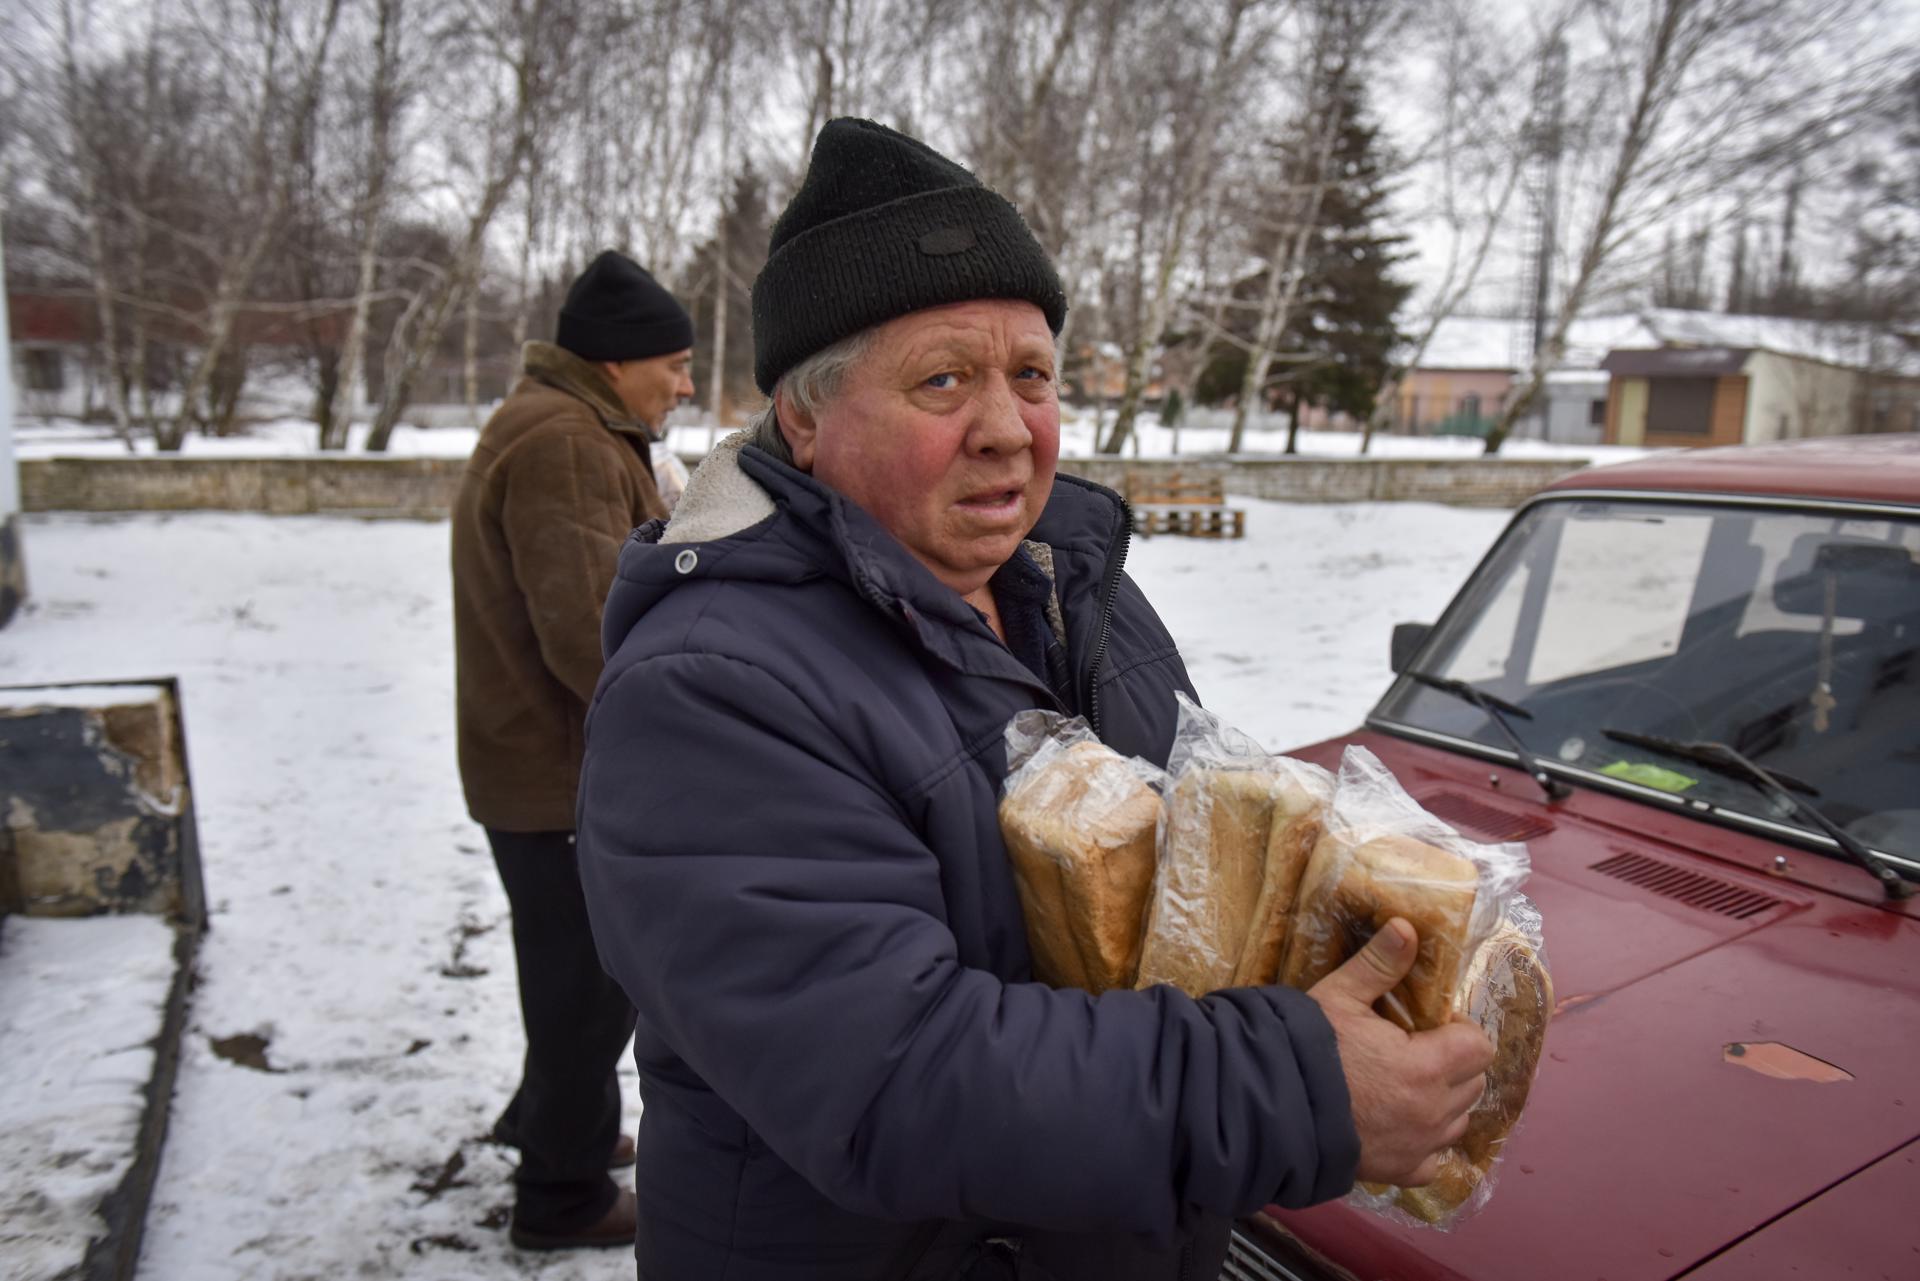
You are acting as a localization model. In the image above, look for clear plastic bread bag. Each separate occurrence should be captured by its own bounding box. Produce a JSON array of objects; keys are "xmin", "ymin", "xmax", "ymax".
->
[
  {"xmin": 1279, "ymin": 744, "xmax": 1531, "ymax": 1031},
  {"xmin": 1133, "ymin": 694, "xmax": 1334, "ymax": 996},
  {"xmin": 998, "ymin": 710, "xmax": 1167, "ymax": 993},
  {"xmin": 1351, "ymin": 893, "xmax": 1553, "ymax": 1229}
]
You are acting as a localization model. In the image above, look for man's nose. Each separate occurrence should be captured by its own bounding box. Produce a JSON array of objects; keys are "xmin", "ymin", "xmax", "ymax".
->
[{"xmin": 970, "ymin": 376, "xmax": 1032, "ymax": 456}]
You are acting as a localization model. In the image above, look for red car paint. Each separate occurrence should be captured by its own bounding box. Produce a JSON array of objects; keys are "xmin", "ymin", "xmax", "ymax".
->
[{"xmin": 1241, "ymin": 436, "xmax": 1920, "ymax": 1281}]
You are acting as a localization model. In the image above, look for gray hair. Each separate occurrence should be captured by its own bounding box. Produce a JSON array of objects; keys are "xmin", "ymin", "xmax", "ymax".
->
[
  {"xmin": 745, "ymin": 321, "xmax": 1063, "ymax": 466},
  {"xmin": 747, "ymin": 327, "xmax": 878, "ymax": 467}
]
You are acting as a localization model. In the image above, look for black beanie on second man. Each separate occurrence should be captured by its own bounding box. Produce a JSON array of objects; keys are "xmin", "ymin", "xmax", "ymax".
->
[
  {"xmin": 556, "ymin": 250, "xmax": 694, "ymax": 362},
  {"xmin": 750, "ymin": 118, "xmax": 1067, "ymax": 393}
]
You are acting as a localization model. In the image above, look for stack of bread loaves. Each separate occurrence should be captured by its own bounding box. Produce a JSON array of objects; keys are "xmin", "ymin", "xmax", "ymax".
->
[
  {"xmin": 1131, "ymin": 707, "xmax": 1334, "ymax": 993},
  {"xmin": 998, "ymin": 700, "xmax": 1551, "ymax": 1228}
]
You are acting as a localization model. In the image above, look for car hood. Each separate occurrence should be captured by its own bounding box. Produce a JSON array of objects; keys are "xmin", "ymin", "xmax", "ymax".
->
[{"xmin": 1267, "ymin": 732, "xmax": 1920, "ymax": 1281}]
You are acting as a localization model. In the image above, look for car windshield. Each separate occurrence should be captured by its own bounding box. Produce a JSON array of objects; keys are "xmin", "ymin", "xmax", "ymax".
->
[{"xmin": 1374, "ymin": 498, "xmax": 1920, "ymax": 865}]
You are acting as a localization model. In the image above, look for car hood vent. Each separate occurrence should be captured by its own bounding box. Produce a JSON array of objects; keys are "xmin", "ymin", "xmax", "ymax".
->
[
  {"xmin": 1422, "ymin": 790, "xmax": 1555, "ymax": 842},
  {"xmin": 1591, "ymin": 850, "xmax": 1784, "ymax": 919}
]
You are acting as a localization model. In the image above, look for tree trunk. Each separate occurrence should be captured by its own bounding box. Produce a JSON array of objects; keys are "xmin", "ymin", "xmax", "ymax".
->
[
  {"xmin": 1099, "ymin": 0, "xmax": 1252, "ymax": 455},
  {"xmin": 1228, "ymin": 15, "xmax": 1351, "ymax": 455},
  {"xmin": 1483, "ymin": 0, "xmax": 1686, "ymax": 456},
  {"xmin": 709, "ymin": 35, "xmax": 735, "ymax": 448},
  {"xmin": 366, "ymin": 0, "xmax": 551, "ymax": 452},
  {"xmin": 158, "ymin": 0, "xmax": 344, "ymax": 451},
  {"xmin": 464, "ymin": 286, "xmax": 481, "ymax": 429},
  {"xmin": 323, "ymin": 0, "xmax": 399, "ymax": 452}
]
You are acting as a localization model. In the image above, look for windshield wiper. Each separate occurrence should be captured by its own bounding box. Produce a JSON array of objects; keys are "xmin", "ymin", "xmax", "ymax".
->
[
  {"xmin": 1601, "ymin": 728, "xmax": 1914, "ymax": 901},
  {"xmin": 1403, "ymin": 669, "xmax": 1570, "ymax": 801}
]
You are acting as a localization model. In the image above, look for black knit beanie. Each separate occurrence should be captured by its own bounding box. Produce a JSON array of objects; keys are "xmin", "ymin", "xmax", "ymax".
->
[
  {"xmin": 751, "ymin": 118, "xmax": 1067, "ymax": 393},
  {"xmin": 556, "ymin": 250, "xmax": 694, "ymax": 362}
]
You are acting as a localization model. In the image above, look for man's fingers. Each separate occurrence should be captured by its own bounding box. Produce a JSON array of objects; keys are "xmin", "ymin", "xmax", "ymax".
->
[
  {"xmin": 1447, "ymin": 1074, "xmax": 1487, "ymax": 1118},
  {"xmin": 1314, "ymin": 917, "xmax": 1418, "ymax": 1007},
  {"xmin": 1403, "ymin": 1152, "xmax": 1443, "ymax": 1188},
  {"xmin": 1427, "ymin": 1023, "xmax": 1496, "ymax": 1086}
]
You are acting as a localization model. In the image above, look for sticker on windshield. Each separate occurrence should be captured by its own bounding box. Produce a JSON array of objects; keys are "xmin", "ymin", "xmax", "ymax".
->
[{"xmin": 1600, "ymin": 761, "xmax": 1699, "ymax": 793}]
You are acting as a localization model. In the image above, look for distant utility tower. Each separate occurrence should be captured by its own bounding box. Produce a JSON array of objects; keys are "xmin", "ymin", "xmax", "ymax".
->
[{"xmin": 1511, "ymin": 37, "xmax": 1569, "ymax": 394}]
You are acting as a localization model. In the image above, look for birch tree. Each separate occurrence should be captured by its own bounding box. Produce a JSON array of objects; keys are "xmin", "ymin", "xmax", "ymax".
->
[
  {"xmin": 155, "ymin": 0, "xmax": 345, "ymax": 451},
  {"xmin": 321, "ymin": 0, "xmax": 408, "ymax": 450},
  {"xmin": 363, "ymin": 0, "xmax": 572, "ymax": 452},
  {"xmin": 1482, "ymin": 0, "xmax": 1904, "ymax": 454},
  {"xmin": 1098, "ymin": 0, "xmax": 1268, "ymax": 456},
  {"xmin": 1358, "ymin": 0, "xmax": 1550, "ymax": 453},
  {"xmin": 1217, "ymin": 0, "xmax": 1406, "ymax": 453}
]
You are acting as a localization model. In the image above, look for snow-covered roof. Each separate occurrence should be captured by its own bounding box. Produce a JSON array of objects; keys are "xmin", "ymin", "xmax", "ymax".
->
[
  {"xmin": 1404, "ymin": 309, "xmax": 1920, "ymax": 377},
  {"xmin": 1404, "ymin": 314, "xmax": 1654, "ymax": 373},
  {"xmin": 1640, "ymin": 309, "xmax": 1920, "ymax": 375}
]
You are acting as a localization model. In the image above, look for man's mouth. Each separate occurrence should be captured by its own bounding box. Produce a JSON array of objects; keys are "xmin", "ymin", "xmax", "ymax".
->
[{"xmin": 955, "ymin": 486, "xmax": 1024, "ymax": 516}]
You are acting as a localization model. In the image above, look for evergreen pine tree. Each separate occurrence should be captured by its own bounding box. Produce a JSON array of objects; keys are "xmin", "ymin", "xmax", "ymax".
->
[{"xmin": 1286, "ymin": 66, "xmax": 1412, "ymax": 425}]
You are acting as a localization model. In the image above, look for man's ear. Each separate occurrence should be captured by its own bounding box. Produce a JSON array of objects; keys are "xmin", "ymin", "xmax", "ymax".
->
[{"xmin": 775, "ymin": 387, "xmax": 819, "ymax": 471}]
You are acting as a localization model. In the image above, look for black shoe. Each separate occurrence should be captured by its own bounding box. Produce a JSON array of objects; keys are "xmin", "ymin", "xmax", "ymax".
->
[
  {"xmin": 489, "ymin": 1124, "xmax": 636, "ymax": 1169},
  {"xmin": 509, "ymin": 1188, "xmax": 636, "ymax": 1251}
]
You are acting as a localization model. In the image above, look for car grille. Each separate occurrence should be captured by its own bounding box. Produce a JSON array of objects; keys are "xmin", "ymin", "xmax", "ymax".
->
[
  {"xmin": 1219, "ymin": 1229, "xmax": 1315, "ymax": 1281},
  {"xmin": 1590, "ymin": 850, "xmax": 1785, "ymax": 919}
]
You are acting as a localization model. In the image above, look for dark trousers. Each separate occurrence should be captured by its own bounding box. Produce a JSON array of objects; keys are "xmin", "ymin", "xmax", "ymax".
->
[{"xmin": 487, "ymin": 827, "xmax": 636, "ymax": 1233}]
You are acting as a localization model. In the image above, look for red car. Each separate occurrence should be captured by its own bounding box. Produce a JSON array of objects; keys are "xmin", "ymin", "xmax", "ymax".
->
[{"xmin": 1233, "ymin": 434, "xmax": 1920, "ymax": 1281}]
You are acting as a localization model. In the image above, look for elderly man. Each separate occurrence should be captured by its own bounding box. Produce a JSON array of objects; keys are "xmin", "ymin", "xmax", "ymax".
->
[
  {"xmin": 453, "ymin": 249, "xmax": 693, "ymax": 1250},
  {"xmin": 578, "ymin": 119, "xmax": 1491, "ymax": 1280}
]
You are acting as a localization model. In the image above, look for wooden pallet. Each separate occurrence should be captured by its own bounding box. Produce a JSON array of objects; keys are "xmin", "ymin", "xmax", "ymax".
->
[
  {"xmin": 1124, "ymin": 470, "xmax": 1246, "ymax": 539},
  {"xmin": 1132, "ymin": 505, "xmax": 1247, "ymax": 539}
]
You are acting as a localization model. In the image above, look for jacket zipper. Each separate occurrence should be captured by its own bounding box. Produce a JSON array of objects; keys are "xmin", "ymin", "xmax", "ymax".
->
[{"xmin": 1084, "ymin": 495, "xmax": 1133, "ymax": 739}]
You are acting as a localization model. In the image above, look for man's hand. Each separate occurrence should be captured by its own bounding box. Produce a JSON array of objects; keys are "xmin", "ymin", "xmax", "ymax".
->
[{"xmin": 1306, "ymin": 917, "xmax": 1494, "ymax": 1187}]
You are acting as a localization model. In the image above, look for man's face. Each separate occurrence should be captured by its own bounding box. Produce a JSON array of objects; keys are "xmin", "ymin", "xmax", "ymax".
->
[
  {"xmin": 784, "ymin": 299, "xmax": 1060, "ymax": 600},
  {"xmin": 604, "ymin": 348, "xmax": 695, "ymax": 427}
]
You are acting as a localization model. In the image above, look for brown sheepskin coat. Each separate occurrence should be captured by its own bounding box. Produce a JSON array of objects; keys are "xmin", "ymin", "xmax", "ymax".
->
[{"xmin": 452, "ymin": 341, "xmax": 670, "ymax": 831}]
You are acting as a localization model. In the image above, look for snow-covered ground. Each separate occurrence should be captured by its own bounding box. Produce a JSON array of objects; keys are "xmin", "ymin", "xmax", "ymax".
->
[
  {"xmin": 0, "ymin": 915, "xmax": 177, "ymax": 1276},
  {"xmin": 0, "ymin": 497, "xmax": 1509, "ymax": 1278},
  {"xmin": 15, "ymin": 410, "xmax": 1652, "ymax": 467}
]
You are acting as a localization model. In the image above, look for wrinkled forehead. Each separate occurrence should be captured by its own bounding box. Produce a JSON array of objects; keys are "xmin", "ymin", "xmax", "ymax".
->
[{"xmin": 861, "ymin": 300, "xmax": 1058, "ymax": 368}]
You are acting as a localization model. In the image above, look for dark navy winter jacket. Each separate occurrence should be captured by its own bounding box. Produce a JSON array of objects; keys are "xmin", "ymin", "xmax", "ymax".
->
[{"xmin": 578, "ymin": 437, "xmax": 1359, "ymax": 1281}]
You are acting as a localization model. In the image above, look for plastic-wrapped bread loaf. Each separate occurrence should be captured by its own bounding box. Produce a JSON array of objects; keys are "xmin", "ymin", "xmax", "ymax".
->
[
  {"xmin": 1230, "ymin": 772, "xmax": 1326, "ymax": 987},
  {"xmin": 999, "ymin": 738, "xmax": 1164, "ymax": 992},
  {"xmin": 1279, "ymin": 831, "xmax": 1481, "ymax": 1031},
  {"xmin": 1133, "ymin": 768, "xmax": 1276, "ymax": 994},
  {"xmin": 1134, "ymin": 696, "xmax": 1334, "ymax": 997},
  {"xmin": 1367, "ymin": 903, "xmax": 1554, "ymax": 1226}
]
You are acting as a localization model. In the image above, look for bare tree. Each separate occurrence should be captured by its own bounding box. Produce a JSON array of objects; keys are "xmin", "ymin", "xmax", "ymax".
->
[
  {"xmin": 1098, "ymin": 0, "xmax": 1268, "ymax": 455},
  {"xmin": 1357, "ymin": 0, "xmax": 1549, "ymax": 453},
  {"xmin": 1482, "ymin": 0, "xmax": 1904, "ymax": 454},
  {"xmin": 1215, "ymin": 0, "xmax": 1408, "ymax": 453},
  {"xmin": 321, "ymin": 0, "xmax": 407, "ymax": 450},
  {"xmin": 152, "ymin": 0, "xmax": 344, "ymax": 450},
  {"xmin": 363, "ymin": 0, "xmax": 574, "ymax": 452}
]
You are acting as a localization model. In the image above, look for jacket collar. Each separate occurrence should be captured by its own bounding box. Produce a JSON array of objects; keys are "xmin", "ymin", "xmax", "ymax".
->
[
  {"xmin": 640, "ymin": 431, "xmax": 1106, "ymax": 694},
  {"xmin": 522, "ymin": 340, "xmax": 655, "ymax": 440}
]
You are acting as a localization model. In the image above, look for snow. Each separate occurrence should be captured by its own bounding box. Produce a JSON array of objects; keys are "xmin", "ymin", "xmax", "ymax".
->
[
  {"xmin": 0, "ymin": 497, "xmax": 1511, "ymax": 1276},
  {"xmin": 0, "ymin": 914, "xmax": 177, "ymax": 1276},
  {"xmin": 1640, "ymin": 308, "xmax": 1920, "ymax": 375},
  {"xmin": 0, "ymin": 682, "xmax": 169, "ymax": 710},
  {"xmin": 15, "ymin": 411, "xmax": 1649, "ymax": 469},
  {"xmin": 1404, "ymin": 313, "xmax": 1655, "ymax": 371}
]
